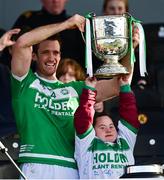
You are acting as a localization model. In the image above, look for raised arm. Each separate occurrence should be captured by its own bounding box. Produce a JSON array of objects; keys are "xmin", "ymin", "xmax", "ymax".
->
[
  {"xmin": 0, "ymin": 29, "xmax": 20, "ymax": 51},
  {"xmin": 74, "ymin": 77, "xmax": 97, "ymax": 135},
  {"xmin": 11, "ymin": 14, "xmax": 85, "ymax": 77},
  {"xmin": 119, "ymin": 76, "xmax": 140, "ymax": 129}
]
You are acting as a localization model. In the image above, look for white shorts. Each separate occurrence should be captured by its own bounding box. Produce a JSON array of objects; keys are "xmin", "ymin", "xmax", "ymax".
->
[{"xmin": 20, "ymin": 163, "xmax": 79, "ymax": 179}]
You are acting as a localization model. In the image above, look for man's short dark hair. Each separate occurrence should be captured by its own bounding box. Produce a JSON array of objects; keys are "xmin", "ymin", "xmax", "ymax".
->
[{"xmin": 33, "ymin": 33, "xmax": 62, "ymax": 54}]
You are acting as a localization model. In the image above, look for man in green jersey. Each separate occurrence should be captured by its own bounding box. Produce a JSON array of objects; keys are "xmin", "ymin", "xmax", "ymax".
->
[{"xmin": 11, "ymin": 14, "xmax": 133, "ymax": 179}]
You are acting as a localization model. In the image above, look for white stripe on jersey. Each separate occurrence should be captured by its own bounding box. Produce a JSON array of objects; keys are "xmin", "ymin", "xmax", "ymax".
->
[
  {"xmin": 19, "ymin": 153, "xmax": 76, "ymax": 163},
  {"xmin": 29, "ymin": 79, "xmax": 78, "ymax": 99}
]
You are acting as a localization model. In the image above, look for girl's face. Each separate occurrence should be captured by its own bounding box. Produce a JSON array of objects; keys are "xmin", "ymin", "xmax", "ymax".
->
[
  {"xmin": 95, "ymin": 115, "xmax": 118, "ymax": 142},
  {"xmin": 59, "ymin": 66, "xmax": 76, "ymax": 83}
]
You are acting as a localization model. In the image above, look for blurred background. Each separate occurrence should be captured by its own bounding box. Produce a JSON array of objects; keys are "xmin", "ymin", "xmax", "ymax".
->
[
  {"xmin": 0, "ymin": 0, "xmax": 164, "ymax": 178},
  {"xmin": 1, "ymin": 0, "xmax": 164, "ymax": 30}
]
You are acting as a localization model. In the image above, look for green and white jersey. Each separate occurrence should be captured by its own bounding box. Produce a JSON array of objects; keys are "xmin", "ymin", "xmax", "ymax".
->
[
  {"xmin": 11, "ymin": 70, "xmax": 85, "ymax": 169},
  {"xmin": 75, "ymin": 119, "xmax": 137, "ymax": 178}
]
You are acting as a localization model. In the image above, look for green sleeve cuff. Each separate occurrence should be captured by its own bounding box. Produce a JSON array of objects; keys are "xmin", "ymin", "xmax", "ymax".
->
[
  {"xmin": 120, "ymin": 84, "xmax": 131, "ymax": 92},
  {"xmin": 84, "ymin": 85, "xmax": 96, "ymax": 91},
  {"xmin": 77, "ymin": 125, "xmax": 93, "ymax": 139}
]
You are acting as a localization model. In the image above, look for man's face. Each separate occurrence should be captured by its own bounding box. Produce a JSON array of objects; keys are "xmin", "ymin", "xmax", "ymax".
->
[
  {"xmin": 104, "ymin": 0, "xmax": 126, "ymax": 15},
  {"xmin": 41, "ymin": 0, "xmax": 68, "ymax": 15},
  {"xmin": 95, "ymin": 115, "xmax": 118, "ymax": 142},
  {"xmin": 35, "ymin": 40, "xmax": 61, "ymax": 80}
]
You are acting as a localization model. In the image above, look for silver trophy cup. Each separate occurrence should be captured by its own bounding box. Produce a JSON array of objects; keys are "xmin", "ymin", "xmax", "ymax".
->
[{"xmin": 89, "ymin": 14, "xmax": 130, "ymax": 78}]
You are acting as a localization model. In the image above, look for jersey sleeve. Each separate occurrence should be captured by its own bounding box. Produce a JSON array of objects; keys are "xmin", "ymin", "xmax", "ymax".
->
[
  {"xmin": 118, "ymin": 84, "xmax": 139, "ymax": 150},
  {"xmin": 119, "ymin": 84, "xmax": 140, "ymax": 130},
  {"xmin": 74, "ymin": 86, "xmax": 96, "ymax": 173},
  {"xmin": 74, "ymin": 87, "xmax": 97, "ymax": 135},
  {"xmin": 74, "ymin": 126, "xmax": 95, "ymax": 169},
  {"xmin": 118, "ymin": 121, "xmax": 137, "ymax": 151},
  {"xmin": 70, "ymin": 81, "xmax": 85, "ymax": 96},
  {"xmin": 11, "ymin": 69, "xmax": 34, "ymax": 98}
]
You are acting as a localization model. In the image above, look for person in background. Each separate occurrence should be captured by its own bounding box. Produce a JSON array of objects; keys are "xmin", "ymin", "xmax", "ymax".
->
[
  {"xmin": 103, "ymin": 0, "xmax": 139, "ymax": 50},
  {"xmin": 103, "ymin": 0, "xmax": 128, "ymax": 15},
  {"xmin": 0, "ymin": 29, "xmax": 20, "ymax": 137},
  {"xmin": 57, "ymin": 58, "xmax": 105, "ymax": 113},
  {"xmin": 74, "ymin": 75, "xmax": 139, "ymax": 178},
  {"xmin": 0, "ymin": 29, "xmax": 20, "ymax": 52},
  {"xmin": 11, "ymin": 0, "xmax": 85, "ymax": 70},
  {"xmin": 56, "ymin": 58, "xmax": 86, "ymax": 83}
]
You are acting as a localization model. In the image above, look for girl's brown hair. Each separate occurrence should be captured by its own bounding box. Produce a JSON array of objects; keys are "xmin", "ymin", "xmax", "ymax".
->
[{"xmin": 56, "ymin": 58, "xmax": 86, "ymax": 81}]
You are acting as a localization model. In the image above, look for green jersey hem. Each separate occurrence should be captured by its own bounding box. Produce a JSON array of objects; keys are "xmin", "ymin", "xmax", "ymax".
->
[{"xmin": 18, "ymin": 157, "xmax": 77, "ymax": 169}]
